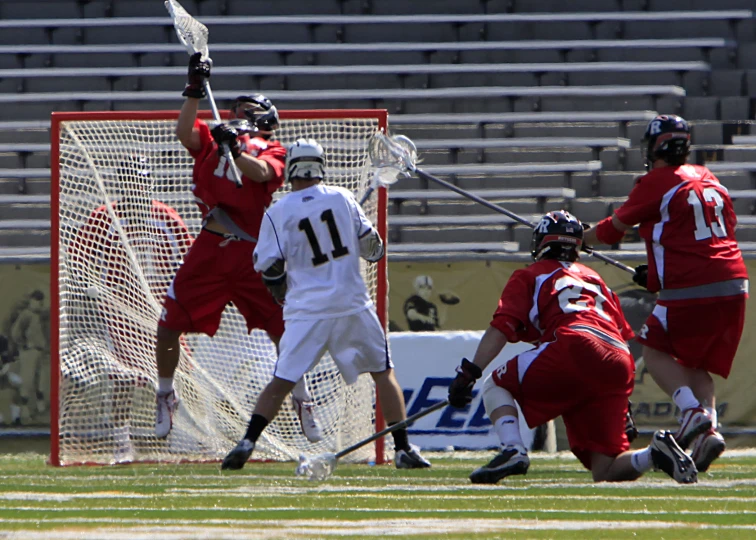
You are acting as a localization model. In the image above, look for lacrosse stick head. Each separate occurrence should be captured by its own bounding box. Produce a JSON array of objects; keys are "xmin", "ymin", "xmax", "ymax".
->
[
  {"xmin": 296, "ymin": 452, "xmax": 338, "ymax": 482},
  {"xmin": 165, "ymin": 0, "xmax": 210, "ymax": 59},
  {"xmin": 368, "ymin": 131, "xmax": 418, "ymax": 188}
]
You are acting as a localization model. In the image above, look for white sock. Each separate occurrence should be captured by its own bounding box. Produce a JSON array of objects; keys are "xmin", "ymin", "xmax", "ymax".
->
[
  {"xmin": 672, "ymin": 386, "xmax": 700, "ymax": 412},
  {"xmin": 158, "ymin": 377, "xmax": 174, "ymax": 395},
  {"xmin": 494, "ymin": 415, "xmax": 523, "ymax": 448},
  {"xmin": 705, "ymin": 407, "xmax": 718, "ymax": 429},
  {"xmin": 631, "ymin": 447, "xmax": 654, "ymax": 473}
]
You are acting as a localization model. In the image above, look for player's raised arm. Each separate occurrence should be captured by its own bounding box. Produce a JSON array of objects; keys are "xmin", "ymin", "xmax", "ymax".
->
[{"xmin": 175, "ymin": 52, "xmax": 207, "ymax": 151}]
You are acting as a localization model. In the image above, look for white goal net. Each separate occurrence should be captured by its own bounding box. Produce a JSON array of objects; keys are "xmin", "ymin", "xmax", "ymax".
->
[{"xmin": 52, "ymin": 110, "xmax": 388, "ymax": 466}]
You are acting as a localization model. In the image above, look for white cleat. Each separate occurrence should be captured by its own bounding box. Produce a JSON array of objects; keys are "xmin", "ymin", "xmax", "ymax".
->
[
  {"xmin": 691, "ymin": 429, "xmax": 726, "ymax": 473},
  {"xmin": 155, "ymin": 390, "xmax": 178, "ymax": 439},
  {"xmin": 674, "ymin": 407, "xmax": 713, "ymax": 450},
  {"xmin": 291, "ymin": 395, "xmax": 323, "ymax": 443}
]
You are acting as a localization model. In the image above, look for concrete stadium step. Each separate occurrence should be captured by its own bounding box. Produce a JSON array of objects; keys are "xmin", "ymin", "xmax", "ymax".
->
[
  {"xmin": 0, "ymin": 227, "xmax": 50, "ymax": 247},
  {"xmin": 0, "ymin": 201, "xmax": 50, "ymax": 220},
  {"xmin": 0, "ymin": 178, "xmax": 50, "ymax": 195}
]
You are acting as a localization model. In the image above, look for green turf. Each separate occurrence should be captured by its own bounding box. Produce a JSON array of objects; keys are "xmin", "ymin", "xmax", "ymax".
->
[{"xmin": 1, "ymin": 451, "xmax": 756, "ymax": 539}]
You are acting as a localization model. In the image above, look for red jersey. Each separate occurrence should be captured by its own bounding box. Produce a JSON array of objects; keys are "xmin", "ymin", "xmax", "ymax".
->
[
  {"xmin": 70, "ymin": 200, "xmax": 193, "ymax": 299},
  {"xmin": 614, "ymin": 165, "xmax": 747, "ymax": 294},
  {"xmin": 491, "ymin": 259, "xmax": 633, "ymax": 346},
  {"xmin": 189, "ymin": 118, "xmax": 285, "ymax": 239}
]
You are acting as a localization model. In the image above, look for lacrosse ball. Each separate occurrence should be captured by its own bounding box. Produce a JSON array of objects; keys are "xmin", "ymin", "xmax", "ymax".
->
[{"xmin": 86, "ymin": 286, "xmax": 99, "ymax": 299}]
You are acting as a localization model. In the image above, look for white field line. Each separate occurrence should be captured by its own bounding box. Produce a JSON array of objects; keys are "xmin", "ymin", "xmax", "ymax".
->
[
  {"xmin": 1, "ymin": 472, "xmax": 754, "ymax": 488},
  {"xmin": 2, "ymin": 478, "xmax": 756, "ymax": 503},
  {"xmin": 3, "ymin": 505, "xmax": 756, "ymax": 516},
  {"xmin": 2, "ymin": 518, "xmax": 756, "ymax": 540}
]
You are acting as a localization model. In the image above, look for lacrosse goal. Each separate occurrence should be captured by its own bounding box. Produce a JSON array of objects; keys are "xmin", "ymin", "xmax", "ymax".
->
[{"xmin": 51, "ymin": 109, "xmax": 388, "ymax": 466}]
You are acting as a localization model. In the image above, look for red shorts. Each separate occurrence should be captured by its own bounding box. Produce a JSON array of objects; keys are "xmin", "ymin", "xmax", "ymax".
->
[
  {"xmin": 493, "ymin": 327, "xmax": 634, "ymax": 470},
  {"xmin": 636, "ymin": 296, "xmax": 746, "ymax": 379},
  {"xmin": 159, "ymin": 230, "xmax": 284, "ymax": 337}
]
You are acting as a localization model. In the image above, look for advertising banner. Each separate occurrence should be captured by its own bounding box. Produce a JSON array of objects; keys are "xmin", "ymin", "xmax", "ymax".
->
[{"xmin": 390, "ymin": 331, "xmax": 536, "ymax": 450}]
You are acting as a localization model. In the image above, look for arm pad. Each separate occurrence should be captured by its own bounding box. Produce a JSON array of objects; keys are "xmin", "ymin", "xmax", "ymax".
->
[
  {"xmin": 359, "ymin": 228, "xmax": 384, "ymax": 262},
  {"xmin": 262, "ymin": 258, "xmax": 287, "ymax": 304},
  {"xmin": 594, "ymin": 216, "xmax": 626, "ymax": 245}
]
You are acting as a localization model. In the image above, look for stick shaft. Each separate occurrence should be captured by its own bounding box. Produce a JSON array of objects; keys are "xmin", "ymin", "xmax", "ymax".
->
[
  {"xmin": 414, "ymin": 168, "xmax": 535, "ymax": 228},
  {"xmin": 358, "ymin": 186, "xmax": 375, "ymax": 206},
  {"xmin": 203, "ymin": 82, "xmax": 244, "ymax": 188},
  {"xmin": 335, "ymin": 399, "xmax": 449, "ymax": 459},
  {"xmin": 411, "ymin": 167, "xmax": 635, "ymax": 275}
]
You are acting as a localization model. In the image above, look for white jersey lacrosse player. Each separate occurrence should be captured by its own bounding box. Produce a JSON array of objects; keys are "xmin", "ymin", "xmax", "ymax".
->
[{"xmin": 221, "ymin": 138, "xmax": 431, "ymax": 471}]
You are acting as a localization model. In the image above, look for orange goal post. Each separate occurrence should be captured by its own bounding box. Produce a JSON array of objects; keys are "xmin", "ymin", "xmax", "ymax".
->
[{"xmin": 50, "ymin": 109, "xmax": 389, "ymax": 466}]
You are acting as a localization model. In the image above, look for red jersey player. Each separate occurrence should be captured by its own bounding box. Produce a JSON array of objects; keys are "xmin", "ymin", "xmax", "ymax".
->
[
  {"xmin": 155, "ymin": 52, "xmax": 322, "ymax": 443},
  {"xmin": 69, "ymin": 155, "xmax": 193, "ymax": 462},
  {"xmin": 584, "ymin": 114, "xmax": 748, "ymax": 473},
  {"xmin": 448, "ymin": 211, "xmax": 697, "ymax": 484}
]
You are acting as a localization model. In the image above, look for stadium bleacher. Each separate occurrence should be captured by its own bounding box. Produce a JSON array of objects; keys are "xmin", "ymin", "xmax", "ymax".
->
[{"xmin": 0, "ymin": 1, "xmax": 755, "ymax": 258}]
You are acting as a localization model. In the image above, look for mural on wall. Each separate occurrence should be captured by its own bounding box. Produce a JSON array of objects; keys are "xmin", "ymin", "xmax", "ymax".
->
[{"xmin": 0, "ymin": 264, "xmax": 50, "ymax": 428}]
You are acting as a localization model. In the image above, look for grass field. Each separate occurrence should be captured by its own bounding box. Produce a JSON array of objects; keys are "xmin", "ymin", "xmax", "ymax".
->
[{"xmin": 1, "ymin": 449, "xmax": 756, "ymax": 539}]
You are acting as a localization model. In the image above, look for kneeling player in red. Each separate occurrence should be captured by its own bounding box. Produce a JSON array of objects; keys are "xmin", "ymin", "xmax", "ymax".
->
[{"xmin": 448, "ymin": 211, "xmax": 697, "ymax": 484}]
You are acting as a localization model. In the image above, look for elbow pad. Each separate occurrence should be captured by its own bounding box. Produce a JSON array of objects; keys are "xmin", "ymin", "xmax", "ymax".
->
[
  {"xmin": 359, "ymin": 228, "xmax": 385, "ymax": 262},
  {"xmin": 262, "ymin": 259, "xmax": 287, "ymax": 304}
]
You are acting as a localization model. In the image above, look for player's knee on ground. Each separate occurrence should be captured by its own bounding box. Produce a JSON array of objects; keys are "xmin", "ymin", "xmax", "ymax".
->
[{"xmin": 482, "ymin": 374, "xmax": 516, "ymax": 417}]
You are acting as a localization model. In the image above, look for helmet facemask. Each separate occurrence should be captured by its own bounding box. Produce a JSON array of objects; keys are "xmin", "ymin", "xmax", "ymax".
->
[{"xmin": 230, "ymin": 94, "xmax": 279, "ymax": 136}]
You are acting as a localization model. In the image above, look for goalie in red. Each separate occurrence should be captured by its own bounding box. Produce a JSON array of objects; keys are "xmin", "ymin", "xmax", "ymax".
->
[
  {"xmin": 448, "ymin": 211, "xmax": 698, "ymax": 484},
  {"xmin": 67, "ymin": 155, "xmax": 193, "ymax": 462},
  {"xmin": 155, "ymin": 52, "xmax": 322, "ymax": 442},
  {"xmin": 584, "ymin": 114, "xmax": 748, "ymax": 473}
]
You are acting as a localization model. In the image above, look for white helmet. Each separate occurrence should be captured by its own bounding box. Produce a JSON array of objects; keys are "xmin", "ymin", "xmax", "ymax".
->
[
  {"xmin": 414, "ymin": 275, "xmax": 433, "ymax": 291},
  {"xmin": 286, "ymin": 138, "xmax": 325, "ymax": 181}
]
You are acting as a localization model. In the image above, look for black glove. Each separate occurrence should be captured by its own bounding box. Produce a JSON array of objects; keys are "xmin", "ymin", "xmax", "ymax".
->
[
  {"xmin": 448, "ymin": 358, "xmax": 482, "ymax": 409},
  {"xmin": 625, "ymin": 401, "xmax": 639, "ymax": 443},
  {"xmin": 182, "ymin": 52, "xmax": 211, "ymax": 99},
  {"xmin": 633, "ymin": 264, "xmax": 649, "ymax": 289},
  {"xmin": 210, "ymin": 123, "xmax": 242, "ymax": 159}
]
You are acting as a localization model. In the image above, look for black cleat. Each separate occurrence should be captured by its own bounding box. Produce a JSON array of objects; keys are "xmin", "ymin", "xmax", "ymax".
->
[
  {"xmin": 395, "ymin": 444, "xmax": 431, "ymax": 469},
  {"xmin": 221, "ymin": 439, "xmax": 255, "ymax": 470},
  {"xmin": 469, "ymin": 444, "xmax": 529, "ymax": 484},
  {"xmin": 651, "ymin": 430, "xmax": 697, "ymax": 484}
]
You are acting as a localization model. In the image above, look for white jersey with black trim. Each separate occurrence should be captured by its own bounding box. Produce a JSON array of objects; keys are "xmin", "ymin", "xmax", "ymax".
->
[{"xmin": 254, "ymin": 183, "xmax": 375, "ymax": 320}]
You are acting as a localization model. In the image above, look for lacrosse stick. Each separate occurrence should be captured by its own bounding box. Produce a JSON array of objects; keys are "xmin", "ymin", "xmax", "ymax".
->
[
  {"xmin": 369, "ymin": 131, "xmax": 637, "ymax": 275},
  {"xmin": 357, "ymin": 133, "xmax": 416, "ymax": 206},
  {"xmin": 296, "ymin": 399, "xmax": 449, "ymax": 481},
  {"xmin": 165, "ymin": 0, "xmax": 243, "ymax": 187}
]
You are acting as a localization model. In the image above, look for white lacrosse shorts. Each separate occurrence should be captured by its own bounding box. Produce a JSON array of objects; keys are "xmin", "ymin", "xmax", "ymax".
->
[{"xmin": 275, "ymin": 307, "xmax": 393, "ymax": 385}]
